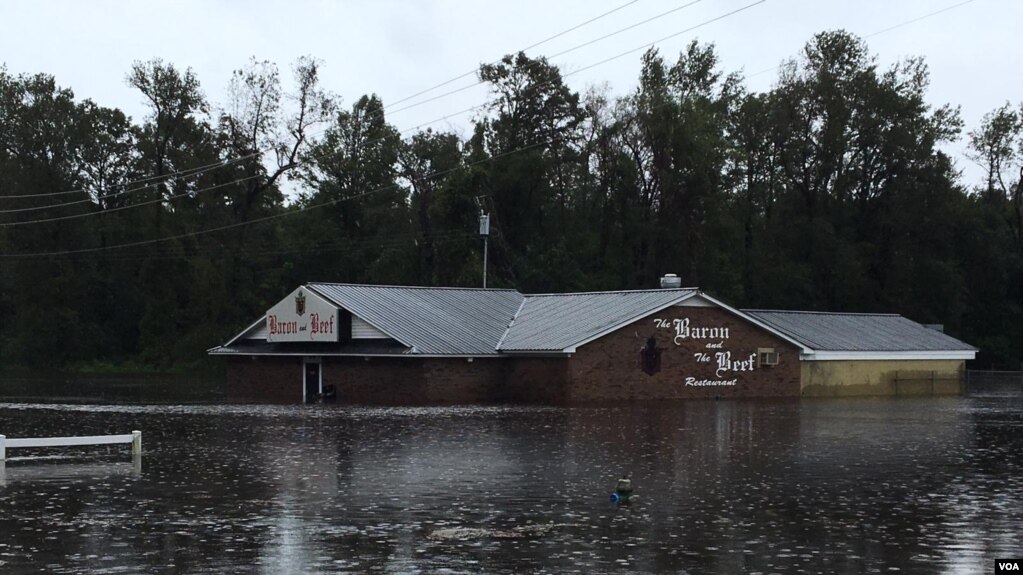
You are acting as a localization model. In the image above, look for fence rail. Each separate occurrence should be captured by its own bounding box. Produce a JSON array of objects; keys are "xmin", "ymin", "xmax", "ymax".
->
[
  {"xmin": 0, "ymin": 431, "xmax": 140, "ymax": 461},
  {"xmin": 965, "ymin": 370, "xmax": 1023, "ymax": 395},
  {"xmin": 965, "ymin": 370, "xmax": 1023, "ymax": 385}
]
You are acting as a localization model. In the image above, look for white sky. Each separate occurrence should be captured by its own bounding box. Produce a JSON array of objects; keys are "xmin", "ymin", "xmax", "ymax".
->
[{"xmin": 1, "ymin": 0, "xmax": 1019, "ymax": 187}]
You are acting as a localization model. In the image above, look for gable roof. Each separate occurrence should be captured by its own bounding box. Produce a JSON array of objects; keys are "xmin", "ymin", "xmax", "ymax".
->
[
  {"xmin": 743, "ymin": 310, "xmax": 978, "ymax": 352},
  {"xmin": 308, "ymin": 283, "xmax": 523, "ymax": 355},
  {"xmin": 211, "ymin": 283, "xmax": 978, "ymax": 359},
  {"xmin": 497, "ymin": 289, "xmax": 697, "ymax": 352}
]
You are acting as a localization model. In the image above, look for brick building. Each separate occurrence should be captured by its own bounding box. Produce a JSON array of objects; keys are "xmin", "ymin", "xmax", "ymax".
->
[{"xmin": 210, "ymin": 279, "xmax": 977, "ymax": 404}]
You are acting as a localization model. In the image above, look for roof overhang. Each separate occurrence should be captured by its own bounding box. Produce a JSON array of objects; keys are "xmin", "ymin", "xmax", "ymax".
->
[
  {"xmin": 494, "ymin": 350, "xmax": 572, "ymax": 358},
  {"xmin": 561, "ymin": 291, "xmax": 813, "ymax": 354},
  {"xmin": 208, "ymin": 347, "xmax": 501, "ymax": 359},
  {"xmin": 560, "ymin": 291, "xmax": 703, "ymax": 353},
  {"xmin": 801, "ymin": 350, "xmax": 977, "ymax": 361},
  {"xmin": 220, "ymin": 316, "xmax": 267, "ymax": 348}
]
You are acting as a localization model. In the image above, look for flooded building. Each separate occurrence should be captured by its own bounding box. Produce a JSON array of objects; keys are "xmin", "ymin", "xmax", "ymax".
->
[{"xmin": 210, "ymin": 278, "xmax": 977, "ymax": 404}]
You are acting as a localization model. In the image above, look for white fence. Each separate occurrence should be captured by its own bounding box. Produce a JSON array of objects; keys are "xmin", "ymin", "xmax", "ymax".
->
[{"xmin": 0, "ymin": 431, "xmax": 141, "ymax": 461}]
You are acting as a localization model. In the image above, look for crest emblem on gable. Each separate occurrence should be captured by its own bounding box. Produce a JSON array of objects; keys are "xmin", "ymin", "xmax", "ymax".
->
[{"xmin": 295, "ymin": 291, "xmax": 306, "ymax": 316}]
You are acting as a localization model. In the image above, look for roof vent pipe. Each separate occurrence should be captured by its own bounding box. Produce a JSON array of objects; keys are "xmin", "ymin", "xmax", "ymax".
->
[{"xmin": 660, "ymin": 274, "xmax": 682, "ymax": 289}]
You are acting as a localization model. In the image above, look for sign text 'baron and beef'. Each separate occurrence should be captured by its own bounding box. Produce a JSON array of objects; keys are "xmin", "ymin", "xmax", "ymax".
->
[
  {"xmin": 265, "ymin": 288, "xmax": 340, "ymax": 343},
  {"xmin": 653, "ymin": 317, "xmax": 757, "ymax": 386}
]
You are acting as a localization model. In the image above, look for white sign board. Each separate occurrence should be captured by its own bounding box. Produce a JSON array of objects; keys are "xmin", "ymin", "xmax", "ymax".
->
[{"xmin": 266, "ymin": 287, "xmax": 340, "ymax": 342}]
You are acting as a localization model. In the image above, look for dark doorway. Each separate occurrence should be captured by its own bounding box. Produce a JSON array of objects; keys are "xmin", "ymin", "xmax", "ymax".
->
[{"xmin": 304, "ymin": 360, "xmax": 321, "ymax": 403}]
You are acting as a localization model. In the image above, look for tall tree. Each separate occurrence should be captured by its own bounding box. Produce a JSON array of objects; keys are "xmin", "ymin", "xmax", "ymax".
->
[
  {"xmin": 964, "ymin": 102, "xmax": 1023, "ymax": 367},
  {"xmin": 477, "ymin": 52, "xmax": 586, "ymax": 290},
  {"xmin": 296, "ymin": 94, "xmax": 406, "ymax": 283}
]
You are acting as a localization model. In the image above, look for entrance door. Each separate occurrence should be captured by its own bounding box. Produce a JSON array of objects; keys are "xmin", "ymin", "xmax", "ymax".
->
[{"xmin": 304, "ymin": 358, "xmax": 321, "ymax": 403}]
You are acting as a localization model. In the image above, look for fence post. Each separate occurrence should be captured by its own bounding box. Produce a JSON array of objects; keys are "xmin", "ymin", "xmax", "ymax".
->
[
  {"xmin": 131, "ymin": 431, "xmax": 142, "ymax": 456},
  {"xmin": 0, "ymin": 435, "xmax": 5, "ymax": 461}
]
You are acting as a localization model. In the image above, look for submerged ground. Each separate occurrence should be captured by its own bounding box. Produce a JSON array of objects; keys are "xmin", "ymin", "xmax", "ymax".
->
[{"xmin": 0, "ymin": 394, "xmax": 1020, "ymax": 574}]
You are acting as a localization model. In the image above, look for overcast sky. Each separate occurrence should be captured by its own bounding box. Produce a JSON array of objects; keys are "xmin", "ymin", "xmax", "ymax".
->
[{"xmin": 1, "ymin": 0, "xmax": 1018, "ymax": 187}]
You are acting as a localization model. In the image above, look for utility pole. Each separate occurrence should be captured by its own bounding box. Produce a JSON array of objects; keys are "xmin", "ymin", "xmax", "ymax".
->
[{"xmin": 479, "ymin": 212, "xmax": 490, "ymax": 288}]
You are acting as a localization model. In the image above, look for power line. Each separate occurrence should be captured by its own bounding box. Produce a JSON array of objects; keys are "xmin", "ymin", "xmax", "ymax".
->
[
  {"xmin": 0, "ymin": 153, "xmax": 259, "ymax": 200},
  {"xmin": 0, "ymin": 138, "xmax": 548, "ymax": 258},
  {"xmin": 0, "ymin": 159, "xmax": 257, "ymax": 214},
  {"xmin": 0, "ymin": 0, "xmax": 705, "ymax": 210},
  {"xmin": 33, "ymin": 229, "xmax": 479, "ymax": 263},
  {"xmin": 745, "ymin": 0, "xmax": 976, "ymax": 79},
  {"xmin": 386, "ymin": 0, "xmax": 643, "ymax": 109},
  {"xmin": 0, "ymin": 2, "xmax": 760, "ymax": 226},
  {"xmin": 0, "ymin": 1, "xmax": 760, "ymax": 254},
  {"xmin": 330, "ymin": 0, "xmax": 768, "ymax": 156},
  {"xmin": 1, "ymin": 0, "xmax": 973, "ymax": 213},
  {"xmin": 864, "ymin": 0, "xmax": 975, "ymax": 39},
  {"xmin": 0, "ymin": 1, "xmax": 768, "ymax": 242},
  {"xmin": 0, "ymin": 174, "xmax": 263, "ymax": 227},
  {"xmin": 550, "ymin": 0, "xmax": 702, "ymax": 61},
  {"xmin": 2, "ymin": 0, "xmax": 728, "ymax": 216},
  {"xmin": 384, "ymin": 0, "xmax": 705, "ymax": 117},
  {"xmin": 0, "ymin": 0, "xmax": 642, "ymax": 202},
  {"xmin": 8, "ymin": 0, "xmax": 957, "ymax": 259},
  {"xmin": 564, "ymin": 0, "xmax": 766, "ymax": 79}
]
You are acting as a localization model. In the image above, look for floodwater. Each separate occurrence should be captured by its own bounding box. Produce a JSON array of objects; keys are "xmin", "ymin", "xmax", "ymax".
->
[{"xmin": 0, "ymin": 396, "xmax": 1020, "ymax": 574}]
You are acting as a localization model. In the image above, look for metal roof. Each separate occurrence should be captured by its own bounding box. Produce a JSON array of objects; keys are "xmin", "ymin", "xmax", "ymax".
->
[
  {"xmin": 497, "ymin": 289, "xmax": 697, "ymax": 352},
  {"xmin": 308, "ymin": 283, "xmax": 524, "ymax": 355},
  {"xmin": 211, "ymin": 283, "xmax": 978, "ymax": 357},
  {"xmin": 743, "ymin": 310, "xmax": 978, "ymax": 352},
  {"xmin": 209, "ymin": 340, "xmax": 411, "ymax": 356}
]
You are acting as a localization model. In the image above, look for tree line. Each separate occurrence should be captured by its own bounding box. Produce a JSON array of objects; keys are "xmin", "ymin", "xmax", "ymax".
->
[{"xmin": 0, "ymin": 31, "xmax": 1020, "ymax": 370}]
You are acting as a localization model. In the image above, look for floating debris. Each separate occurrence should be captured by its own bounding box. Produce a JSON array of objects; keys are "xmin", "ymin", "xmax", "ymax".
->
[{"xmin": 428, "ymin": 523, "xmax": 576, "ymax": 541}]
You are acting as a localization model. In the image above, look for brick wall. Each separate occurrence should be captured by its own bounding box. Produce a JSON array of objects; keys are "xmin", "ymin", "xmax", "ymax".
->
[
  {"xmin": 422, "ymin": 359, "xmax": 507, "ymax": 404},
  {"xmin": 323, "ymin": 358, "xmax": 513, "ymax": 405},
  {"xmin": 322, "ymin": 357, "xmax": 426, "ymax": 404},
  {"xmin": 227, "ymin": 356, "xmax": 302, "ymax": 403},
  {"xmin": 225, "ymin": 307, "xmax": 803, "ymax": 404},
  {"xmin": 567, "ymin": 306, "xmax": 802, "ymax": 401},
  {"xmin": 498, "ymin": 358, "xmax": 569, "ymax": 403},
  {"xmin": 227, "ymin": 355, "xmax": 571, "ymax": 405}
]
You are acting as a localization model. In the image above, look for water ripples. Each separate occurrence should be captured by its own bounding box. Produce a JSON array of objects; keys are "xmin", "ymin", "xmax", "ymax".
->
[{"xmin": 0, "ymin": 396, "xmax": 1019, "ymax": 573}]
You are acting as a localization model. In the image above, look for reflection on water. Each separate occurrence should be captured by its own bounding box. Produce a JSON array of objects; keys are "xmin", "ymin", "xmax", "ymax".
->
[
  {"xmin": 0, "ymin": 397, "xmax": 1020, "ymax": 574},
  {"xmin": 0, "ymin": 457, "xmax": 141, "ymax": 486}
]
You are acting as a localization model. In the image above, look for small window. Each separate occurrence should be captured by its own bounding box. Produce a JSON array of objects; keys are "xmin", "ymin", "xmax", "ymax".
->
[{"xmin": 758, "ymin": 348, "xmax": 779, "ymax": 367}]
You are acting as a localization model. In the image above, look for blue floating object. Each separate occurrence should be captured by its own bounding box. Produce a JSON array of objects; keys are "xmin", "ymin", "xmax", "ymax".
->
[{"xmin": 609, "ymin": 492, "xmax": 620, "ymax": 503}]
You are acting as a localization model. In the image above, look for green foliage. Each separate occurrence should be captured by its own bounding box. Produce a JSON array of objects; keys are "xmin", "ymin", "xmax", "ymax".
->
[{"xmin": 0, "ymin": 31, "xmax": 1020, "ymax": 370}]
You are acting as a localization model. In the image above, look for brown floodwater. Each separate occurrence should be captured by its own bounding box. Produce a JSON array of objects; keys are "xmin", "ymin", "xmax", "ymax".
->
[{"xmin": 0, "ymin": 394, "xmax": 1020, "ymax": 574}]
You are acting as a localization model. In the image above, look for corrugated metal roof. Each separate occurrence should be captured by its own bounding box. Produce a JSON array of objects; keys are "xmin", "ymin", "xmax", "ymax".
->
[
  {"xmin": 497, "ymin": 289, "xmax": 696, "ymax": 352},
  {"xmin": 743, "ymin": 310, "xmax": 978, "ymax": 352},
  {"xmin": 309, "ymin": 283, "xmax": 524, "ymax": 355},
  {"xmin": 212, "ymin": 284, "xmax": 978, "ymax": 357},
  {"xmin": 210, "ymin": 340, "xmax": 411, "ymax": 356}
]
